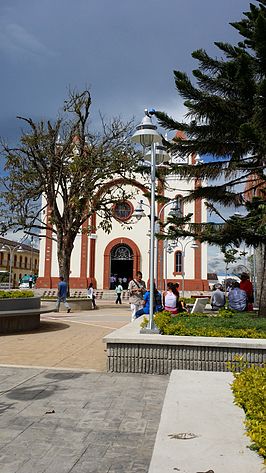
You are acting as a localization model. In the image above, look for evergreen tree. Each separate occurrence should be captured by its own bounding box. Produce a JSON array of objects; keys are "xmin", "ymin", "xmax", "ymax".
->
[{"xmin": 155, "ymin": 1, "xmax": 266, "ymax": 315}]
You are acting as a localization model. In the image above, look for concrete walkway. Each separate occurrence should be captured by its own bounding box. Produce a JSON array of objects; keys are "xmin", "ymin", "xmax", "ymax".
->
[
  {"xmin": 0, "ymin": 366, "xmax": 168, "ymax": 473},
  {"xmin": 149, "ymin": 370, "xmax": 264, "ymax": 473}
]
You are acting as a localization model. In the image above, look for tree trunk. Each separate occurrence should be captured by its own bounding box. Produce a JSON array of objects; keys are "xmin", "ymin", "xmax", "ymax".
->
[
  {"xmin": 57, "ymin": 234, "xmax": 74, "ymax": 297},
  {"xmin": 256, "ymin": 243, "xmax": 266, "ymax": 317}
]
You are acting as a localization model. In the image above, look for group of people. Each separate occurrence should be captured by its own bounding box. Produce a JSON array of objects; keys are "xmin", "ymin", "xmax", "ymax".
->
[
  {"xmin": 211, "ymin": 273, "xmax": 254, "ymax": 312},
  {"xmin": 110, "ymin": 275, "xmax": 128, "ymax": 290},
  {"xmin": 128, "ymin": 271, "xmax": 184, "ymax": 321},
  {"xmin": 56, "ymin": 271, "xmax": 254, "ymax": 315}
]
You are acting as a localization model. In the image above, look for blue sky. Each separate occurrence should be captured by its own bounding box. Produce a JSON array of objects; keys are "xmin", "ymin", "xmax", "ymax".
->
[{"xmin": 0, "ymin": 0, "xmax": 252, "ymax": 272}]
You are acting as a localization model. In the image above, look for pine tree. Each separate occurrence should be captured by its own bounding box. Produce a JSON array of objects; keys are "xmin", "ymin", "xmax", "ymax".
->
[{"xmin": 155, "ymin": 1, "xmax": 266, "ymax": 315}]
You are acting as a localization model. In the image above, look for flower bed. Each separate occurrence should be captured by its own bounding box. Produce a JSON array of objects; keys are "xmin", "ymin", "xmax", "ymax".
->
[{"xmin": 141, "ymin": 310, "xmax": 266, "ymax": 339}]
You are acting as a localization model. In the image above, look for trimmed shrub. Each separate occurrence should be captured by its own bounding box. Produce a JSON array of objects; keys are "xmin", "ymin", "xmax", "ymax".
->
[
  {"xmin": 0, "ymin": 290, "xmax": 34, "ymax": 299},
  {"xmin": 231, "ymin": 362, "xmax": 266, "ymax": 460},
  {"xmin": 150, "ymin": 311, "xmax": 266, "ymax": 339}
]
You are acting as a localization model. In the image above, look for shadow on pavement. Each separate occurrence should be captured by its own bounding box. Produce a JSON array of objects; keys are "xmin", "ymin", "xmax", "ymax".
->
[
  {"xmin": 6, "ymin": 382, "xmax": 62, "ymax": 401},
  {"xmin": 44, "ymin": 371, "xmax": 83, "ymax": 381},
  {"xmin": 1, "ymin": 320, "xmax": 70, "ymax": 337}
]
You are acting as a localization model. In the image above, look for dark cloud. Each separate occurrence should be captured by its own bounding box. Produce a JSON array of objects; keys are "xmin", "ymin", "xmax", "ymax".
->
[{"xmin": 0, "ymin": 0, "xmax": 251, "ymax": 136}]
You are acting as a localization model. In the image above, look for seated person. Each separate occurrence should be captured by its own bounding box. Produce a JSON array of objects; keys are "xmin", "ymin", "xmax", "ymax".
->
[
  {"xmin": 163, "ymin": 282, "xmax": 178, "ymax": 315},
  {"xmin": 210, "ymin": 284, "xmax": 226, "ymax": 311},
  {"xmin": 240, "ymin": 273, "xmax": 254, "ymax": 311},
  {"xmin": 135, "ymin": 285, "xmax": 162, "ymax": 318},
  {"xmin": 228, "ymin": 281, "xmax": 247, "ymax": 311}
]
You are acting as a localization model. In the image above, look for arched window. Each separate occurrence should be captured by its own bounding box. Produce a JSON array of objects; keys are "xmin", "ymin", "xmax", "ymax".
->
[
  {"xmin": 25, "ymin": 257, "xmax": 28, "ymax": 269},
  {"xmin": 174, "ymin": 251, "xmax": 182, "ymax": 274}
]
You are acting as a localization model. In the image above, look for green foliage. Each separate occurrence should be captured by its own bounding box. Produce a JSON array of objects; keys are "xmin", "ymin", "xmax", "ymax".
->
[
  {"xmin": 0, "ymin": 90, "xmax": 140, "ymax": 285},
  {"xmin": 217, "ymin": 308, "xmax": 239, "ymax": 318},
  {"xmin": 153, "ymin": 311, "xmax": 266, "ymax": 338},
  {"xmin": 154, "ymin": 1, "xmax": 266, "ymax": 316},
  {"xmin": 0, "ymin": 290, "xmax": 34, "ymax": 299},
  {"xmin": 155, "ymin": 0, "xmax": 266, "ymax": 224},
  {"xmin": 231, "ymin": 362, "xmax": 266, "ymax": 460}
]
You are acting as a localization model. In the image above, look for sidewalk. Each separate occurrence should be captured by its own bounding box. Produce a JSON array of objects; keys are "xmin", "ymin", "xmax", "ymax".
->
[
  {"xmin": 149, "ymin": 371, "xmax": 263, "ymax": 473},
  {"xmin": 0, "ymin": 366, "xmax": 168, "ymax": 473},
  {"xmin": 0, "ymin": 305, "xmax": 168, "ymax": 472}
]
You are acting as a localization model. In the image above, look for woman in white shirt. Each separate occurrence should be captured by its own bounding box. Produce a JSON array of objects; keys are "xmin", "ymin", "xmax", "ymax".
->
[
  {"xmin": 163, "ymin": 282, "xmax": 178, "ymax": 315},
  {"xmin": 87, "ymin": 283, "xmax": 96, "ymax": 309}
]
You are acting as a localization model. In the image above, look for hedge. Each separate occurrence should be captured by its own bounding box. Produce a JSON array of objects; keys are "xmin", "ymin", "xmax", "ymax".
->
[
  {"xmin": 0, "ymin": 290, "xmax": 34, "ymax": 299},
  {"xmin": 231, "ymin": 362, "xmax": 266, "ymax": 460},
  {"xmin": 140, "ymin": 310, "xmax": 266, "ymax": 339}
]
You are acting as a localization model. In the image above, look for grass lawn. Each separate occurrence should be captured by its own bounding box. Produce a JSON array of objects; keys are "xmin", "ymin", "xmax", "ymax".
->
[{"xmin": 153, "ymin": 311, "xmax": 266, "ymax": 338}]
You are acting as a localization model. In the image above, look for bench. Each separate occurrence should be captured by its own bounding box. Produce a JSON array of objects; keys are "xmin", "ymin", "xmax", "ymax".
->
[{"xmin": 0, "ymin": 297, "xmax": 54, "ymax": 333}]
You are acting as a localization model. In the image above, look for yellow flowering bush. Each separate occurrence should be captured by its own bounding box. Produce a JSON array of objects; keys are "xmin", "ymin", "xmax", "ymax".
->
[
  {"xmin": 231, "ymin": 362, "xmax": 266, "ymax": 460},
  {"xmin": 149, "ymin": 311, "xmax": 266, "ymax": 339},
  {"xmin": 0, "ymin": 290, "xmax": 34, "ymax": 299}
]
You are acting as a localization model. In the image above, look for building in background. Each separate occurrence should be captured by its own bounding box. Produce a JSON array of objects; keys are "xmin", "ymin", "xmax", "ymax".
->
[
  {"xmin": 0, "ymin": 237, "xmax": 39, "ymax": 288},
  {"xmin": 37, "ymin": 143, "xmax": 208, "ymax": 291}
]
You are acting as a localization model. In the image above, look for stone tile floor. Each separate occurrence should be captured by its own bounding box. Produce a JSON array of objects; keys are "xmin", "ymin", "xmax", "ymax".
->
[{"xmin": 0, "ymin": 366, "xmax": 168, "ymax": 473}]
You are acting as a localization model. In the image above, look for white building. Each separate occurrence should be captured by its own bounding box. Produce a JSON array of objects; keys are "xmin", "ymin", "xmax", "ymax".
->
[{"xmin": 37, "ymin": 134, "xmax": 208, "ymax": 291}]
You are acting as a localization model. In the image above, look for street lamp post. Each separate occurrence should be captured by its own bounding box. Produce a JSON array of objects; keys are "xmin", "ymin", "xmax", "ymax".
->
[
  {"xmin": 131, "ymin": 110, "xmax": 162, "ymax": 331},
  {"xmin": 133, "ymin": 198, "xmax": 181, "ymax": 289},
  {"xmin": 176, "ymin": 238, "xmax": 198, "ymax": 297},
  {"xmin": 1, "ymin": 244, "xmax": 23, "ymax": 289}
]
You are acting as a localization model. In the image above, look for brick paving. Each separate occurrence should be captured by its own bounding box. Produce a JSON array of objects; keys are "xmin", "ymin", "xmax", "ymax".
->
[{"xmin": 0, "ymin": 306, "xmax": 168, "ymax": 472}]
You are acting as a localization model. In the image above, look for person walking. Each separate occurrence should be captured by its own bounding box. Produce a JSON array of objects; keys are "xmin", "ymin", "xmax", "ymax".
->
[
  {"xmin": 87, "ymin": 282, "xmax": 96, "ymax": 309},
  {"xmin": 115, "ymin": 283, "xmax": 123, "ymax": 304},
  {"xmin": 28, "ymin": 275, "xmax": 33, "ymax": 289},
  {"xmin": 128, "ymin": 271, "xmax": 146, "ymax": 321},
  {"xmin": 55, "ymin": 276, "xmax": 71, "ymax": 313}
]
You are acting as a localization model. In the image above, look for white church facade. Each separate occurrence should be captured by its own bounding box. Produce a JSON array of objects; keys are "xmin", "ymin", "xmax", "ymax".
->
[{"xmin": 37, "ymin": 138, "xmax": 208, "ymax": 292}]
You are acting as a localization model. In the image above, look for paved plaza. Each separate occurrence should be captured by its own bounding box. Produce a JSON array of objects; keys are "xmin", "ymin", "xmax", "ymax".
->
[
  {"xmin": 0, "ymin": 304, "xmax": 168, "ymax": 472},
  {"xmin": 0, "ymin": 303, "xmax": 130, "ymax": 371},
  {"xmin": 0, "ymin": 366, "xmax": 168, "ymax": 473}
]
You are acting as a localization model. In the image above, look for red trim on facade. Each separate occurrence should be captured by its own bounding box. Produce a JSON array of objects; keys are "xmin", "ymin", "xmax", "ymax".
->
[
  {"xmin": 36, "ymin": 208, "xmax": 53, "ymax": 288},
  {"xmin": 89, "ymin": 214, "xmax": 97, "ymax": 287},
  {"xmin": 80, "ymin": 219, "xmax": 88, "ymax": 281},
  {"xmin": 173, "ymin": 250, "xmax": 182, "ymax": 276},
  {"xmin": 112, "ymin": 200, "xmax": 134, "ymax": 222},
  {"xmin": 194, "ymin": 178, "xmax": 202, "ymax": 280},
  {"xmin": 103, "ymin": 237, "xmax": 141, "ymax": 289}
]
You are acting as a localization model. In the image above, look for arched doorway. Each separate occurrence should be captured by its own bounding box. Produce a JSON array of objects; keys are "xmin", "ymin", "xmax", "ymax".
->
[
  {"xmin": 103, "ymin": 238, "xmax": 141, "ymax": 289},
  {"xmin": 110, "ymin": 244, "xmax": 133, "ymax": 288}
]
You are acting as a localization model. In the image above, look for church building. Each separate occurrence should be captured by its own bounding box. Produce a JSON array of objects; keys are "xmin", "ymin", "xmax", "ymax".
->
[{"xmin": 37, "ymin": 132, "xmax": 208, "ymax": 291}]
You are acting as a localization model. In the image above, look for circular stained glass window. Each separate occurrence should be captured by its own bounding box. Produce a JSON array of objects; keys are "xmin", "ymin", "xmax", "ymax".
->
[{"xmin": 113, "ymin": 202, "xmax": 132, "ymax": 221}]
